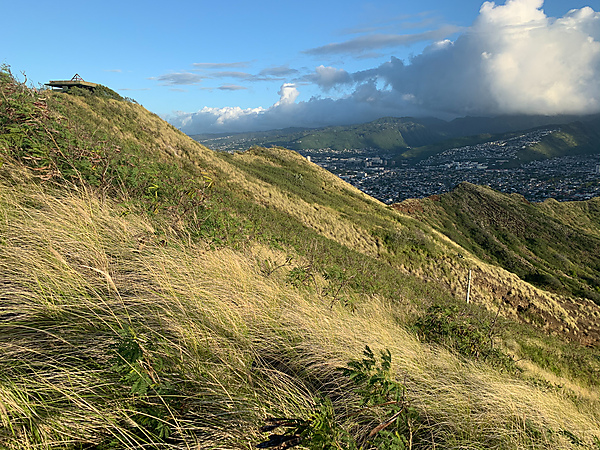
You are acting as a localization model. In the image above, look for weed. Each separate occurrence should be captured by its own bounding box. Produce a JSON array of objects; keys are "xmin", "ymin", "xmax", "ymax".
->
[
  {"xmin": 414, "ymin": 304, "xmax": 518, "ymax": 372},
  {"xmin": 259, "ymin": 346, "xmax": 424, "ymax": 449},
  {"xmin": 110, "ymin": 327, "xmax": 184, "ymax": 443},
  {"xmin": 259, "ymin": 255, "xmax": 293, "ymax": 277}
]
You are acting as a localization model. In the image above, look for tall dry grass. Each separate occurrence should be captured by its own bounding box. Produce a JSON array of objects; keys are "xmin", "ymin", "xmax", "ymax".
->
[{"xmin": 1, "ymin": 168, "xmax": 599, "ymax": 449}]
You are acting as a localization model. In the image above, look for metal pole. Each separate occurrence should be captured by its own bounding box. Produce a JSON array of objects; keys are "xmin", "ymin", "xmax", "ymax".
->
[{"xmin": 466, "ymin": 269, "xmax": 472, "ymax": 304}]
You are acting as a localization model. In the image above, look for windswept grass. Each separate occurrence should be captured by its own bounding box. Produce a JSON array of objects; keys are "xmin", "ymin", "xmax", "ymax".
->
[
  {"xmin": 1, "ymin": 67, "xmax": 600, "ymax": 449},
  {"xmin": 1, "ymin": 161, "xmax": 600, "ymax": 449}
]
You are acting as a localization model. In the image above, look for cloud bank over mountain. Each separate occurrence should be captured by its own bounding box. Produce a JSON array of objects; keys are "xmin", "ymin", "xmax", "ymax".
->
[{"xmin": 171, "ymin": 0, "xmax": 600, "ymax": 134}]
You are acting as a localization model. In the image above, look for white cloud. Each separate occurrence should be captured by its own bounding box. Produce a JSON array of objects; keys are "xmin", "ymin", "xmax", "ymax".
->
[
  {"xmin": 172, "ymin": 105, "xmax": 266, "ymax": 134},
  {"xmin": 170, "ymin": 0, "xmax": 600, "ymax": 133},
  {"xmin": 274, "ymin": 83, "xmax": 300, "ymax": 107},
  {"xmin": 304, "ymin": 65, "xmax": 353, "ymax": 90},
  {"xmin": 153, "ymin": 72, "xmax": 205, "ymax": 85},
  {"xmin": 170, "ymin": 81, "xmax": 417, "ymax": 134},
  {"xmin": 353, "ymin": 0, "xmax": 600, "ymax": 116}
]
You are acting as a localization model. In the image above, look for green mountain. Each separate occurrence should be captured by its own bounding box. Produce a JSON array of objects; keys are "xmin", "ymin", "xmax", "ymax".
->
[
  {"xmin": 519, "ymin": 119, "xmax": 600, "ymax": 161},
  {"xmin": 191, "ymin": 117, "xmax": 448, "ymax": 152},
  {"xmin": 192, "ymin": 114, "xmax": 600, "ymax": 163},
  {"xmin": 2, "ymin": 67, "xmax": 600, "ymax": 449},
  {"xmin": 393, "ymin": 182, "xmax": 600, "ymax": 306},
  {"xmin": 286, "ymin": 117, "xmax": 447, "ymax": 151}
]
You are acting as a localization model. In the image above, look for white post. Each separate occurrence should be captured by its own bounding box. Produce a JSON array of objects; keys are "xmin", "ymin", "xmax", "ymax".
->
[{"xmin": 466, "ymin": 269, "xmax": 472, "ymax": 304}]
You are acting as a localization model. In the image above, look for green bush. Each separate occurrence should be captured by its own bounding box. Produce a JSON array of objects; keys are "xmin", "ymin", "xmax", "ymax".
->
[
  {"xmin": 413, "ymin": 304, "xmax": 518, "ymax": 372},
  {"xmin": 66, "ymin": 84, "xmax": 124, "ymax": 101},
  {"xmin": 0, "ymin": 66, "xmax": 216, "ymax": 241},
  {"xmin": 258, "ymin": 346, "xmax": 425, "ymax": 449}
]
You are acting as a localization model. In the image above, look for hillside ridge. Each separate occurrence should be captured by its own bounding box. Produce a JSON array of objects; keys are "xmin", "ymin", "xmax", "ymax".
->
[
  {"xmin": 191, "ymin": 113, "xmax": 600, "ymax": 162},
  {"xmin": 1, "ymin": 68, "xmax": 599, "ymax": 449}
]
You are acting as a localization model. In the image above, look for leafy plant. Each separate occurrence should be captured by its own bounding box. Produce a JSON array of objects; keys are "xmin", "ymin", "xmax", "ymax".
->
[
  {"xmin": 258, "ymin": 399, "xmax": 354, "ymax": 450},
  {"xmin": 340, "ymin": 346, "xmax": 423, "ymax": 449},
  {"xmin": 110, "ymin": 327, "xmax": 182, "ymax": 442},
  {"xmin": 259, "ymin": 346, "xmax": 423, "ymax": 449},
  {"xmin": 413, "ymin": 304, "xmax": 517, "ymax": 372}
]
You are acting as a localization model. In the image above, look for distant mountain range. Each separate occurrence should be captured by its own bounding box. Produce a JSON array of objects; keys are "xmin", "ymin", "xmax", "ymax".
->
[{"xmin": 191, "ymin": 113, "xmax": 600, "ymax": 163}]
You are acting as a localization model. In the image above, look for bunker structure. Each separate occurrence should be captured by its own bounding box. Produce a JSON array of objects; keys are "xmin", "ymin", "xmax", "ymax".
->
[{"xmin": 45, "ymin": 74, "xmax": 97, "ymax": 92}]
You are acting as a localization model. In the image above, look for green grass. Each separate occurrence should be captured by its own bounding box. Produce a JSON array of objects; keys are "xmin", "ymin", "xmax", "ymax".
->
[
  {"xmin": 405, "ymin": 183, "xmax": 600, "ymax": 304},
  {"xmin": 2, "ymin": 65, "xmax": 600, "ymax": 449},
  {"xmin": 2, "ymin": 180, "xmax": 598, "ymax": 449}
]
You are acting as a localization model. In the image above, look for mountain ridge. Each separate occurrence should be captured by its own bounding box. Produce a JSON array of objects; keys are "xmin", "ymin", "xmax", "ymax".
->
[
  {"xmin": 1, "ymin": 68, "xmax": 599, "ymax": 449},
  {"xmin": 393, "ymin": 182, "xmax": 600, "ymax": 340},
  {"xmin": 191, "ymin": 113, "xmax": 600, "ymax": 161}
]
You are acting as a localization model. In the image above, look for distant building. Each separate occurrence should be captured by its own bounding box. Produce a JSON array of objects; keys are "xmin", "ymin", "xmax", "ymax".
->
[
  {"xmin": 306, "ymin": 155, "xmax": 311, "ymax": 163},
  {"xmin": 45, "ymin": 74, "xmax": 97, "ymax": 92}
]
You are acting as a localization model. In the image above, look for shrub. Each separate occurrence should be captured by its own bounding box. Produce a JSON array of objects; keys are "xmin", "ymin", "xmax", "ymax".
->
[
  {"xmin": 413, "ymin": 304, "xmax": 517, "ymax": 372},
  {"xmin": 258, "ymin": 346, "xmax": 425, "ymax": 449}
]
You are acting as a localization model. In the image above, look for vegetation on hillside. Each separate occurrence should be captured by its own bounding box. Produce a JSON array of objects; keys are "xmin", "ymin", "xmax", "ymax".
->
[
  {"xmin": 395, "ymin": 183, "xmax": 600, "ymax": 304},
  {"xmin": 193, "ymin": 114, "xmax": 599, "ymax": 166},
  {"xmin": 519, "ymin": 119, "xmax": 600, "ymax": 161},
  {"xmin": 2, "ymin": 66, "xmax": 600, "ymax": 449}
]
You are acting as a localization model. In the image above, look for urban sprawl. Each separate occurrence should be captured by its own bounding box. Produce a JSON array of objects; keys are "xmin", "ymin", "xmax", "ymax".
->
[{"xmin": 298, "ymin": 129, "xmax": 600, "ymax": 203}]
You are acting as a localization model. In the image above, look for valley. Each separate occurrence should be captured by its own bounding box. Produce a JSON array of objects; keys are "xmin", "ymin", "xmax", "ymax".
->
[
  {"xmin": 306, "ymin": 134, "xmax": 600, "ymax": 203},
  {"xmin": 193, "ymin": 115, "xmax": 600, "ymax": 204}
]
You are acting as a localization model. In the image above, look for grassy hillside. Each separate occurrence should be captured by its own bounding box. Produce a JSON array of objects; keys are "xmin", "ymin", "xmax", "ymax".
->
[
  {"xmin": 2, "ymin": 67, "xmax": 600, "ymax": 449},
  {"xmin": 518, "ymin": 118, "xmax": 600, "ymax": 162},
  {"xmin": 393, "ymin": 183, "xmax": 600, "ymax": 304}
]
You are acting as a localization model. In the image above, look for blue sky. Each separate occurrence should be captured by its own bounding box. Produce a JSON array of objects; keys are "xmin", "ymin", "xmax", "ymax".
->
[{"xmin": 4, "ymin": 0, "xmax": 599, "ymax": 133}]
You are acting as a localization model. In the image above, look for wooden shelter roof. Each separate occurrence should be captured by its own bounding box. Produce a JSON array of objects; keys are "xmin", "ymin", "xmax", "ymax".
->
[{"xmin": 46, "ymin": 74, "xmax": 97, "ymax": 89}]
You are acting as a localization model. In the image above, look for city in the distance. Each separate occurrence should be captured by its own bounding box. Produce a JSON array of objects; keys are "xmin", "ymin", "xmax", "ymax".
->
[{"xmin": 192, "ymin": 113, "xmax": 600, "ymax": 204}]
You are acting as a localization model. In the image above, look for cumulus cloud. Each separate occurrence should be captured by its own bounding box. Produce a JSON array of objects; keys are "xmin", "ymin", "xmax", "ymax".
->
[
  {"xmin": 171, "ymin": 0, "xmax": 600, "ymax": 133},
  {"xmin": 170, "ymin": 81, "xmax": 411, "ymax": 134},
  {"xmin": 172, "ymin": 105, "xmax": 266, "ymax": 134},
  {"xmin": 371, "ymin": 0, "xmax": 600, "ymax": 116},
  {"xmin": 274, "ymin": 83, "xmax": 300, "ymax": 107},
  {"xmin": 315, "ymin": 0, "xmax": 600, "ymax": 116},
  {"xmin": 304, "ymin": 65, "xmax": 353, "ymax": 90}
]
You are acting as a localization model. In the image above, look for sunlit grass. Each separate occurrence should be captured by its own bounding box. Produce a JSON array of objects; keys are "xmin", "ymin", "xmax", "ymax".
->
[
  {"xmin": 1, "ymin": 171, "xmax": 599, "ymax": 449},
  {"xmin": 1, "ymin": 70, "xmax": 599, "ymax": 449}
]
